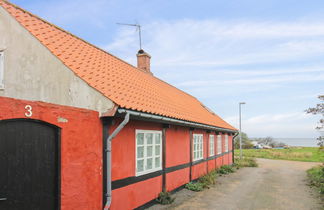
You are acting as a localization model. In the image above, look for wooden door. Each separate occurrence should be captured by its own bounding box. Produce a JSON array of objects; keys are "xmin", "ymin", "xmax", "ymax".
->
[{"xmin": 0, "ymin": 119, "xmax": 59, "ymax": 210}]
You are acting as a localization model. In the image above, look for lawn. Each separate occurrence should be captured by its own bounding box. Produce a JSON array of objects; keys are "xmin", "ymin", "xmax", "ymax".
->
[{"xmin": 234, "ymin": 147, "xmax": 324, "ymax": 162}]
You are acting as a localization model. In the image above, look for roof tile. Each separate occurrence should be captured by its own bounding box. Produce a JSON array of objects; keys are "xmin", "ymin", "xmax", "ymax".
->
[{"xmin": 0, "ymin": 0, "xmax": 236, "ymax": 130}]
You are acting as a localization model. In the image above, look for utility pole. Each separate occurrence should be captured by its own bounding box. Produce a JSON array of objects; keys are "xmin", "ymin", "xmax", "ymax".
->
[{"xmin": 239, "ymin": 102, "xmax": 246, "ymax": 159}]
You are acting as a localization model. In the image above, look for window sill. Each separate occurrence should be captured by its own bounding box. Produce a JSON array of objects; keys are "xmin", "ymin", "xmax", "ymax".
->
[
  {"xmin": 192, "ymin": 158, "xmax": 205, "ymax": 166},
  {"xmin": 136, "ymin": 167, "xmax": 162, "ymax": 177}
]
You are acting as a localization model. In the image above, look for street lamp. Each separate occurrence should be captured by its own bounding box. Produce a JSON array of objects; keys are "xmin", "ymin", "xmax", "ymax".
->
[{"xmin": 239, "ymin": 102, "xmax": 246, "ymax": 159}]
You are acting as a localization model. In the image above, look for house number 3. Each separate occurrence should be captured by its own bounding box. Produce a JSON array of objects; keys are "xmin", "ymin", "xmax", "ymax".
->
[{"xmin": 25, "ymin": 105, "xmax": 33, "ymax": 117}]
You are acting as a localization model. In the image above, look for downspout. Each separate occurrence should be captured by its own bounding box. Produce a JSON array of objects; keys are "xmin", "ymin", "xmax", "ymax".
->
[
  {"xmin": 104, "ymin": 113, "xmax": 130, "ymax": 210},
  {"xmin": 232, "ymin": 132, "xmax": 239, "ymax": 164}
]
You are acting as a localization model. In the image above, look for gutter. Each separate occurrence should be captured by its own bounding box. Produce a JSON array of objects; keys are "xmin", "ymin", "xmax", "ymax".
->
[
  {"xmin": 104, "ymin": 112, "xmax": 130, "ymax": 210},
  {"xmin": 117, "ymin": 109, "xmax": 237, "ymax": 134}
]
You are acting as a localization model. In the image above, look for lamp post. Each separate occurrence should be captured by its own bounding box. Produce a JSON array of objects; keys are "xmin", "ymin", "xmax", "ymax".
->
[{"xmin": 239, "ymin": 102, "xmax": 246, "ymax": 159}]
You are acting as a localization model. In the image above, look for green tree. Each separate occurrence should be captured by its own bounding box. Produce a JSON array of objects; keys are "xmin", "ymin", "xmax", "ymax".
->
[
  {"xmin": 234, "ymin": 132, "xmax": 254, "ymax": 149},
  {"xmin": 305, "ymin": 95, "xmax": 324, "ymax": 147}
]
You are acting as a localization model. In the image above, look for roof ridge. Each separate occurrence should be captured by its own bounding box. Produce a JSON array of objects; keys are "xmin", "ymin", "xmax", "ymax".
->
[
  {"xmin": 0, "ymin": 0, "xmax": 144, "ymax": 73},
  {"xmin": 1, "ymin": 0, "xmax": 199, "ymax": 101},
  {"xmin": 0, "ymin": 0, "xmax": 236, "ymax": 130}
]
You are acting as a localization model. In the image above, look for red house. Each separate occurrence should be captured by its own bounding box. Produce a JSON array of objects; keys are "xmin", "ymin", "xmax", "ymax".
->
[{"xmin": 0, "ymin": 1, "xmax": 237, "ymax": 210}]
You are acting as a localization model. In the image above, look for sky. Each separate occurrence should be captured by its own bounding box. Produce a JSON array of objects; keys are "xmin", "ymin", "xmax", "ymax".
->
[{"xmin": 11, "ymin": 0, "xmax": 324, "ymax": 139}]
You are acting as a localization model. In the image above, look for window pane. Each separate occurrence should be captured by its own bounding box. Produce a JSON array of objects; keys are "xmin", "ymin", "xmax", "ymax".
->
[
  {"xmin": 155, "ymin": 133, "xmax": 161, "ymax": 144},
  {"xmin": 137, "ymin": 133, "xmax": 144, "ymax": 145},
  {"xmin": 137, "ymin": 146, "xmax": 144, "ymax": 158},
  {"xmin": 155, "ymin": 145, "xmax": 160, "ymax": 155},
  {"xmin": 146, "ymin": 133, "xmax": 153, "ymax": 144},
  {"xmin": 137, "ymin": 160, "xmax": 144, "ymax": 172},
  {"xmin": 147, "ymin": 146, "xmax": 153, "ymax": 157},
  {"xmin": 155, "ymin": 157, "xmax": 160, "ymax": 168},
  {"xmin": 147, "ymin": 158, "xmax": 153, "ymax": 169}
]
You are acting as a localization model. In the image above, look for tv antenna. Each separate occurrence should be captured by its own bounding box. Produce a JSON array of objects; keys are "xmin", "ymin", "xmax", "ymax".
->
[{"xmin": 116, "ymin": 23, "xmax": 142, "ymax": 49}]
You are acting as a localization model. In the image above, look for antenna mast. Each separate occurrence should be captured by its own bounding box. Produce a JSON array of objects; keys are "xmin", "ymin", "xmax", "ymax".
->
[{"xmin": 116, "ymin": 23, "xmax": 142, "ymax": 49}]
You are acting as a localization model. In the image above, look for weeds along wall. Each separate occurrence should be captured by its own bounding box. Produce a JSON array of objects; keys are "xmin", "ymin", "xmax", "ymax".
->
[{"xmin": 108, "ymin": 118, "xmax": 234, "ymax": 210}]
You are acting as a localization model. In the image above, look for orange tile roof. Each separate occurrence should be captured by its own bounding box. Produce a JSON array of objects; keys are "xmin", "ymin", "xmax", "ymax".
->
[{"xmin": 0, "ymin": 0, "xmax": 236, "ymax": 131}]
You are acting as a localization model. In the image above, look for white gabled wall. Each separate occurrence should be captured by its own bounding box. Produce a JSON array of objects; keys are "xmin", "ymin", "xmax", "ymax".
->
[{"xmin": 0, "ymin": 6, "xmax": 114, "ymax": 114}]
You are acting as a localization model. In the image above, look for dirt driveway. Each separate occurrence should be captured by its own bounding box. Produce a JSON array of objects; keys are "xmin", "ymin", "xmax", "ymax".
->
[{"xmin": 148, "ymin": 159, "xmax": 322, "ymax": 210}]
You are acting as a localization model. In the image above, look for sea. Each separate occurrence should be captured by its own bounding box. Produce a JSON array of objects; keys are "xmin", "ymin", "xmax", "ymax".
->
[{"xmin": 272, "ymin": 138, "xmax": 318, "ymax": 147}]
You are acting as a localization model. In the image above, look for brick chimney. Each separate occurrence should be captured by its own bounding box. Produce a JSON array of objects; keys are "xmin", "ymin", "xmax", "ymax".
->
[{"xmin": 137, "ymin": 49, "xmax": 152, "ymax": 74}]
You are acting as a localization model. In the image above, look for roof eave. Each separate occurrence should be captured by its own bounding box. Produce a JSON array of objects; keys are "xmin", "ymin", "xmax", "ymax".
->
[{"xmin": 108, "ymin": 108, "xmax": 237, "ymax": 134}]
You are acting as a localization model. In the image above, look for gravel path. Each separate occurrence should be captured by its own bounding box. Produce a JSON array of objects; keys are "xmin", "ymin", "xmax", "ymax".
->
[{"xmin": 148, "ymin": 159, "xmax": 323, "ymax": 210}]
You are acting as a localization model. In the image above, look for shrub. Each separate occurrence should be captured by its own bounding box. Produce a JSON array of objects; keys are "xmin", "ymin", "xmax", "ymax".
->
[
  {"xmin": 217, "ymin": 165, "xmax": 236, "ymax": 174},
  {"xmin": 307, "ymin": 165, "xmax": 324, "ymax": 194},
  {"xmin": 185, "ymin": 182, "xmax": 205, "ymax": 192},
  {"xmin": 198, "ymin": 170, "xmax": 217, "ymax": 187},
  {"xmin": 185, "ymin": 170, "xmax": 217, "ymax": 191},
  {"xmin": 156, "ymin": 191, "xmax": 175, "ymax": 205}
]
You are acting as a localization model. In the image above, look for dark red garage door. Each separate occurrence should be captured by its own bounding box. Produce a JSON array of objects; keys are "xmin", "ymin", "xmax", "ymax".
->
[{"xmin": 0, "ymin": 119, "xmax": 59, "ymax": 210}]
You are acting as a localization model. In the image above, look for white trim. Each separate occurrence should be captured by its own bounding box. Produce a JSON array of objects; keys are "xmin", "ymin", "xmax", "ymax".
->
[
  {"xmin": 135, "ymin": 129, "xmax": 162, "ymax": 176},
  {"xmin": 0, "ymin": 51, "xmax": 4, "ymax": 89},
  {"xmin": 217, "ymin": 135, "xmax": 222, "ymax": 155},
  {"xmin": 209, "ymin": 134, "xmax": 215, "ymax": 156},
  {"xmin": 193, "ymin": 134, "xmax": 204, "ymax": 161},
  {"xmin": 225, "ymin": 134, "xmax": 229, "ymax": 152}
]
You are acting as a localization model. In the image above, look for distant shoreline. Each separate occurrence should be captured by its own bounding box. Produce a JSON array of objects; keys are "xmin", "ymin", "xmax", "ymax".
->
[{"xmin": 250, "ymin": 138, "xmax": 318, "ymax": 147}]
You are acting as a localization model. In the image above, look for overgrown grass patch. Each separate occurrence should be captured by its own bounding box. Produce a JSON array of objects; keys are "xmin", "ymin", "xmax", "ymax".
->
[
  {"xmin": 185, "ymin": 161, "xmax": 255, "ymax": 192},
  {"xmin": 234, "ymin": 147, "xmax": 324, "ymax": 162},
  {"xmin": 234, "ymin": 157, "xmax": 258, "ymax": 168},
  {"xmin": 185, "ymin": 181, "xmax": 205, "ymax": 192},
  {"xmin": 216, "ymin": 165, "xmax": 236, "ymax": 174},
  {"xmin": 156, "ymin": 191, "xmax": 175, "ymax": 205},
  {"xmin": 307, "ymin": 165, "xmax": 324, "ymax": 194},
  {"xmin": 185, "ymin": 170, "xmax": 217, "ymax": 191}
]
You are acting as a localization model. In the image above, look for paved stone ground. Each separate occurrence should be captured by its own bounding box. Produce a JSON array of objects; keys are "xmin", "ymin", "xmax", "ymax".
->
[{"xmin": 148, "ymin": 159, "xmax": 323, "ymax": 210}]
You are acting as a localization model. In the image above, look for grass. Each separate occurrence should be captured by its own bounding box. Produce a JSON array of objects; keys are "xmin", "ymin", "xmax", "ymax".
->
[
  {"xmin": 234, "ymin": 157, "xmax": 258, "ymax": 168},
  {"xmin": 185, "ymin": 158, "xmax": 259, "ymax": 192},
  {"xmin": 307, "ymin": 165, "xmax": 324, "ymax": 195},
  {"xmin": 234, "ymin": 147, "xmax": 324, "ymax": 162},
  {"xmin": 186, "ymin": 164, "xmax": 240, "ymax": 192},
  {"xmin": 185, "ymin": 170, "xmax": 218, "ymax": 191},
  {"xmin": 216, "ymin": 165, "xmax": 236, "ymax": 174},
  {"xmin": 156, "ymin": 191, "xmax": 175, "ymax": 205}
]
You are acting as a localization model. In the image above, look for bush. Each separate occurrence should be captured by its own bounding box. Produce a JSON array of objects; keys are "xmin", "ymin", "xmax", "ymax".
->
[
  {"xmin": 216, "ymin": 165, "xmax": 236, "ymax": 174},
  {"xmin": 185, "ymin": 170, "xmax": 217, "ymax": 191},
  {"xmin": 185, "ymin": 182, "xmax": 205, "ymax": 192},
  {"xmin": 307, "ymin": 165, "xmax": 324, "ymax": 194},
  {"xmin": 198, "ymin": 170, "xmax": 217, "ymax": 187},
  {"xmin": 156, "ymin": 191, "xmax": 175, "ymax": 205},
  {"xmin": 234, "ymin": 157, "xmax": 258, "ymax": 168}
]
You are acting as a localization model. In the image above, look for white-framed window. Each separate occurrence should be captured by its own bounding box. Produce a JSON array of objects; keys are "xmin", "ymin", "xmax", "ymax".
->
[
  {"xmin": 193, "ymin": 134, "xmax": 203, "ymax": 161},
  {"xmin": 0, "ymin": 51, "xmax": 4, "ymax": 89},
  {"xmin": 217, "ymin": 135, "xmax": 222, "ymax": 154},
  {"xmin": 136, "ymin": 130, "xmax": 162, "ymax": 176},
  {"xmin": 209, "ymin": 135, "xmax": 215, "ymax": 156},
  {"xmin": 225, "ymin": 134, "xmax": 229, "ymax": 152}
]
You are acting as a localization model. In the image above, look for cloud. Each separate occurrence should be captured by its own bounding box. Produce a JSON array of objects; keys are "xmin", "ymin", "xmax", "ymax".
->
[{"xmin": 105, "ymin": 19, "xmax": 324, "ymax": 68}]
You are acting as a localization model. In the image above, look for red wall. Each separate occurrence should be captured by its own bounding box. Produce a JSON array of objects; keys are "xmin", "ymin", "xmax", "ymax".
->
[
  {"xmin": 111, "ymin": 176, "xmax": 162, "ymax": 210},
  {"xmin": 0, "ymin": 96, "xmax": 103, "ymax": 210},
  {"xmin": 165, "ymin": 126, "xmax": 190, "ymax": 168},
  {"xmin": 166, "ymin": 168, "xmax": 190, "ymax": 191}
]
